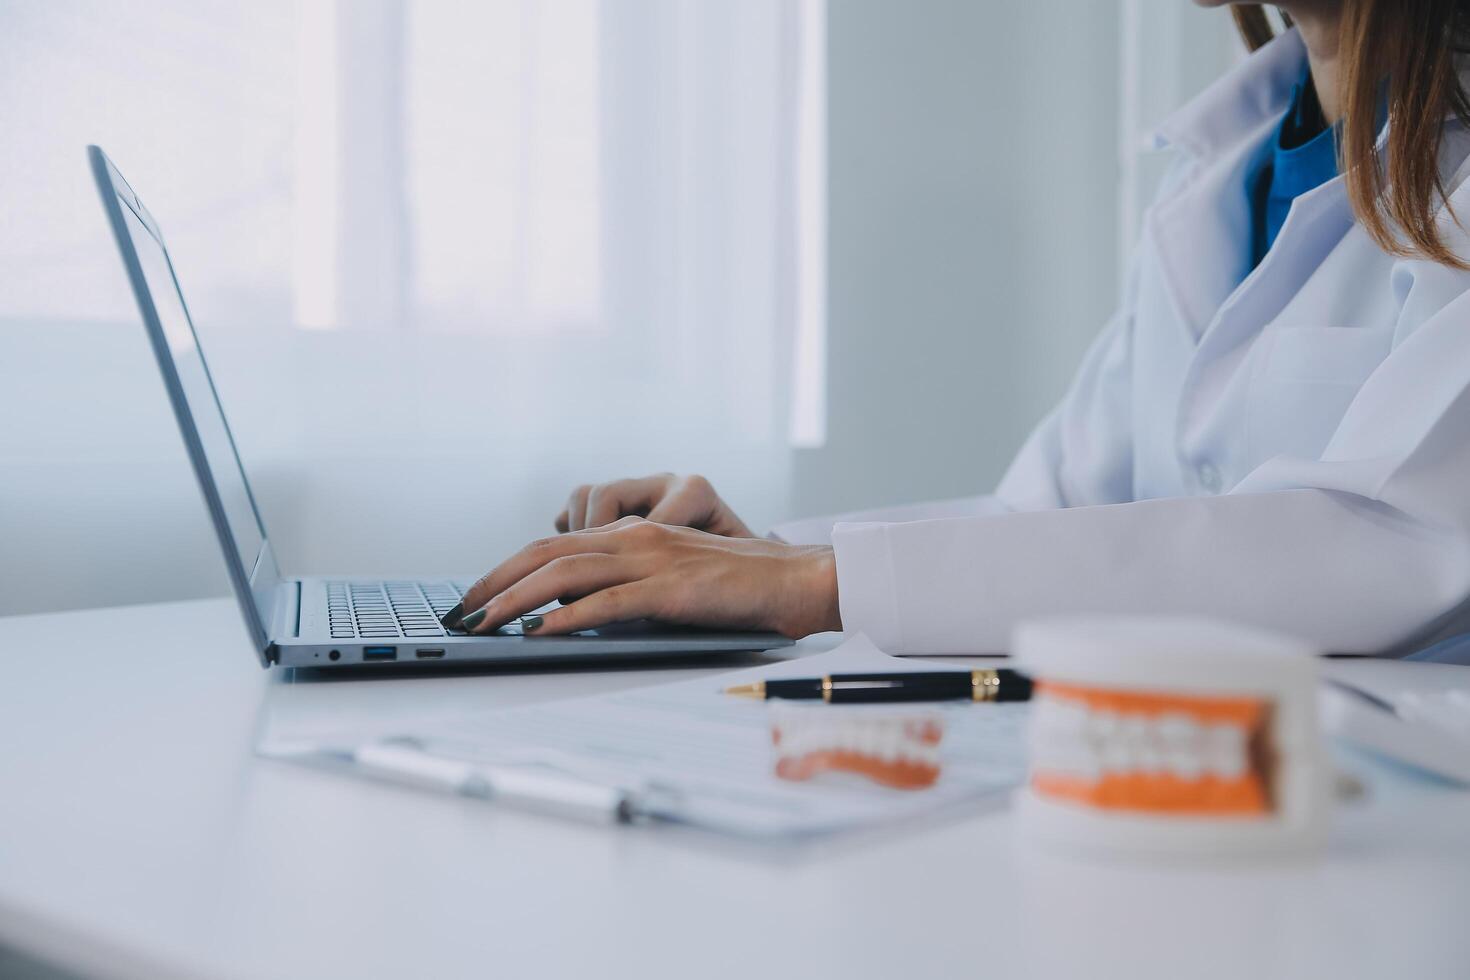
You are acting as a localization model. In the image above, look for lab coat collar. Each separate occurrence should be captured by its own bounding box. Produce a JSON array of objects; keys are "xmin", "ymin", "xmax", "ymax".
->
[
  {"xmin": 1145, "ymin": 28, "xmax": 1342, "ymax": 343},
  {"xmin": 1152, "ymin": 28, "xmax": 1306, "ymax": 159},
  {"xmin": 1145, "ymin": 27, "xmax": 1470, "ymax": 347}
]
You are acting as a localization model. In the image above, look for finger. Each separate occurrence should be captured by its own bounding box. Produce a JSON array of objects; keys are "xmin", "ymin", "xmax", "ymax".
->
[
  {"xmin": 645, "ymin": 474, "xmax": 714, "ymax": 528},
  {"xmin": 457, "ymin": 529, "xmax": 621, "ymax": 618},
  {"xmin": 522, "ymin": 581, "xmax": 662, "ymax": 636},
  {"xmin": 461, "ymin": 554, "xmax": 635, "ymax": 633},
  {"xmin": 585, "ymin": 475, "xmax": 668, "ymax": 529},
  {"xmin": 645, "ymin": 490, "xmax": 703, "ymax": 528},
  {"xmin": 553, "ymin": 523, "xmax": 646, "ymax": 600},
  {"xmin": 564, "ymin": 485, "xmax": 592, "ymax": 532},
  {"xmin": 554, "ymin": 509, "xmax": 570, "ymax": 533}
]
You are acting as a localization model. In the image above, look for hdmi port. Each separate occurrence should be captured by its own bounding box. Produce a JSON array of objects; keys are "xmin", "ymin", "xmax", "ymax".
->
[{"xmin": 415, "ymin": 648, "xmax": 446, "ymax": 659}]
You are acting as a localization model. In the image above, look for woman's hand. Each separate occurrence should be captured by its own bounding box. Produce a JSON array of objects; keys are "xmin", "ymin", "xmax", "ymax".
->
[
  {"xmin": 454, "ymin": 517, "xmax": 841, "ymax": 639},
  {"xmin": 555, "ymin": 473, "xmax": 754, "ymax": 538}
]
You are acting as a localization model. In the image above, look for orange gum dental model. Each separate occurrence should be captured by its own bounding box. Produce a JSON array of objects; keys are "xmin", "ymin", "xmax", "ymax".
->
[
  {"xmin": 770, "ymin": 705, "xmax": 945, "ymax": 790},
  {"xmin": 1013, "ymin": 617, "xmax": 1328, "ymax": 858},
  {"xmin": 1028, "ymin": 682, "xmax": 1275, "ymax": 814}
]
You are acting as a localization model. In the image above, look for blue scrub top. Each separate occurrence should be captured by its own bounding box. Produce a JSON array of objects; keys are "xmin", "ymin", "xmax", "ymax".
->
[{"xmin": 1249, "ymin": 71, "xmax": 1340, "ymax": 268}]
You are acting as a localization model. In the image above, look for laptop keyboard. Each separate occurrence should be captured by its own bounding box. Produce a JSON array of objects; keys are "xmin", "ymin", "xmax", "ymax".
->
[{"xmin": 326, "ymin": 580, "xmax": 481, "ymax": 640}]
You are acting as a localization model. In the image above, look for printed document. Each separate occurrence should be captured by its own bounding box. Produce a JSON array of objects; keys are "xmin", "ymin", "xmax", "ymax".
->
[{"xmin": 260, "ymin": 635, "xmax": 1030, "ymax": 838}]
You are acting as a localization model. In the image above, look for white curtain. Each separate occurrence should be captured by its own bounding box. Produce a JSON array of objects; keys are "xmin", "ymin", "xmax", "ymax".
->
[{"xmin": 0, "ymin": 0, "xmax": 818, "ymax": 613}]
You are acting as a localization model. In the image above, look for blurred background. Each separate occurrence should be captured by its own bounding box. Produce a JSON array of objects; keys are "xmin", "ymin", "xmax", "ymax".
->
[{"xmin": 0, "ymin": 0, "xmax": 1238, "ymax": 617}]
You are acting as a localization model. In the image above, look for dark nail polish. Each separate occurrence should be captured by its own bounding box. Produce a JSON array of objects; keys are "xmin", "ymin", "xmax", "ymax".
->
[
  {"xmin": 461, "ymin": 608, "xmax": 488, "ymax": 632},
  {"xmin": 520, "ymin": 615, "xmax": 544, "ymax": 632},
  {"xmin": 439, "ymin": 601, "xmax": 464, "ymax": 629}
]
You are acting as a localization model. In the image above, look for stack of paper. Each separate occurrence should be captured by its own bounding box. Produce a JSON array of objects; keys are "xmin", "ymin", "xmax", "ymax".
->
[{"xmin": 259, "ymin": 635, "xmax": 1030, "ymax": 839}]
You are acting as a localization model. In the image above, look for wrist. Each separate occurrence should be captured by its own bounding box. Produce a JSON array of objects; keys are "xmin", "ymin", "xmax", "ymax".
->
[{"xmin": 778, "ymin": 545, "xmax": 842, "ymax": 638}]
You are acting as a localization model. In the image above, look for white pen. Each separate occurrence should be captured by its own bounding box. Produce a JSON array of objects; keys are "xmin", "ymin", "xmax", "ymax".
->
[{"xmin": 353, "ymin": 739, "xmax": 640, "ymax": 824}]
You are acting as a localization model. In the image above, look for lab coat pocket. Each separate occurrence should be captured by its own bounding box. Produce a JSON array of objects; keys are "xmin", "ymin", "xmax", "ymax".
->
[{"xmin": 1248, "ymin": 325, "xmax": 1395, "ymax": 462}]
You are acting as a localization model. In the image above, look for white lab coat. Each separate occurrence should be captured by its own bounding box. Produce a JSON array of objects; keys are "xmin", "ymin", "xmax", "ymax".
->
[{"xmin": 774, "ymin": 30, "xmax": 1470, "ymax": 655}]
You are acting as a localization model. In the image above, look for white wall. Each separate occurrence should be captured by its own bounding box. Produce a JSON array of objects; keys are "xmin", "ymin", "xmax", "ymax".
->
[
  {"xmin": 0, "ymin": 319, "xmax": 786, "ymax": 616},
  {"xmin": 792, "ymin": 0, "xmax": 1125, "ymax": 517}
]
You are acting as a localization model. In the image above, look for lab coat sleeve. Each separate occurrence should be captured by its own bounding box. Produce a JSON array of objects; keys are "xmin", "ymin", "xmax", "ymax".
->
[
  {"xmin": 833, "ymin": 261, "xmax": 1470, "ymax": 655},
  {"xmin": 769, "ymin": 496, "xmax": 1009, "ymax": 546}
]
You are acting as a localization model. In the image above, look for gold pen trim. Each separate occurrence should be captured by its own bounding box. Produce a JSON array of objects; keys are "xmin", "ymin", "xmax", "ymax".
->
[
  {"xmin": 971, "ymin": 669, "xmax": 1000, "ymax": 703},
  {"xmin": 822, "ymin": 676, "xmax": 833, "ymax": 703}
]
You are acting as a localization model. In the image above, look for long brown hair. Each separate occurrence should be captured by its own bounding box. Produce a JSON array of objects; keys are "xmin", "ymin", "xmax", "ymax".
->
[{"xmin": 1233, "ymin": 2, "xmax": 1470, "ymax": 268}]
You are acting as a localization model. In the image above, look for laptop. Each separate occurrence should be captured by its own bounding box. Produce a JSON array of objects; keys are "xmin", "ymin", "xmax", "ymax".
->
[{"xmin": 88, "ymin": 145, "xmax": 792, "ymax": 669}]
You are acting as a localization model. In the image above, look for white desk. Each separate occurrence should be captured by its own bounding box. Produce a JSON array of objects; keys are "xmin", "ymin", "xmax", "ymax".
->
[{"xmin": 2, "ymin": 598, "xmax": 1469, "ymax": 980}]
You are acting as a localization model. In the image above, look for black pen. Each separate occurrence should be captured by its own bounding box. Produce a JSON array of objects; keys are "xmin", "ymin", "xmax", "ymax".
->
[{"xmin": 724, "ymin": 669, "xmax": 1032, "ymax": 704}]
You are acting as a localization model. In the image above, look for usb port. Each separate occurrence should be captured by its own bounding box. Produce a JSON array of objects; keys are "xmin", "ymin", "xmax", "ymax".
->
[
  {"xmin": 415, "ymin": 648, "xmax": 446, "ymax": 659},
  {"xmin": 362, "ymin": 646, "xmax": 398, "ymax": 661}
]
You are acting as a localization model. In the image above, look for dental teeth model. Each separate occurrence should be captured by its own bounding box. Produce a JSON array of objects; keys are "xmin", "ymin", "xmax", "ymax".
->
[
  {"xmin": 770, "ymin": 704, "xmax": 945, "ymax": 790},
  {"xmin": 1013, "ymin": 617, "xmax": 1328, "ymax": 858},
  {"xmin": 1028, "ymin": 687, "xmax": 1270, "ymax": 813}
]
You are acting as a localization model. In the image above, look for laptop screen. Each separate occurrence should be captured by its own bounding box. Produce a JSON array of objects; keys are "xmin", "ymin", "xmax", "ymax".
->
[
  {"xmin": 116, "ymin": 202, "xmax": 269, "ymax": 574},
  {"xmin": 93, "ymin": 146, "xmax": 282, "ymax": 662}
]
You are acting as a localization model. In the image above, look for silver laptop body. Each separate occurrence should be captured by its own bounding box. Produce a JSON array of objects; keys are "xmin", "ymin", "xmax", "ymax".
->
[{"xmin": 89, "ymin": 145, "xmax": 792, "ymax": 669}]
